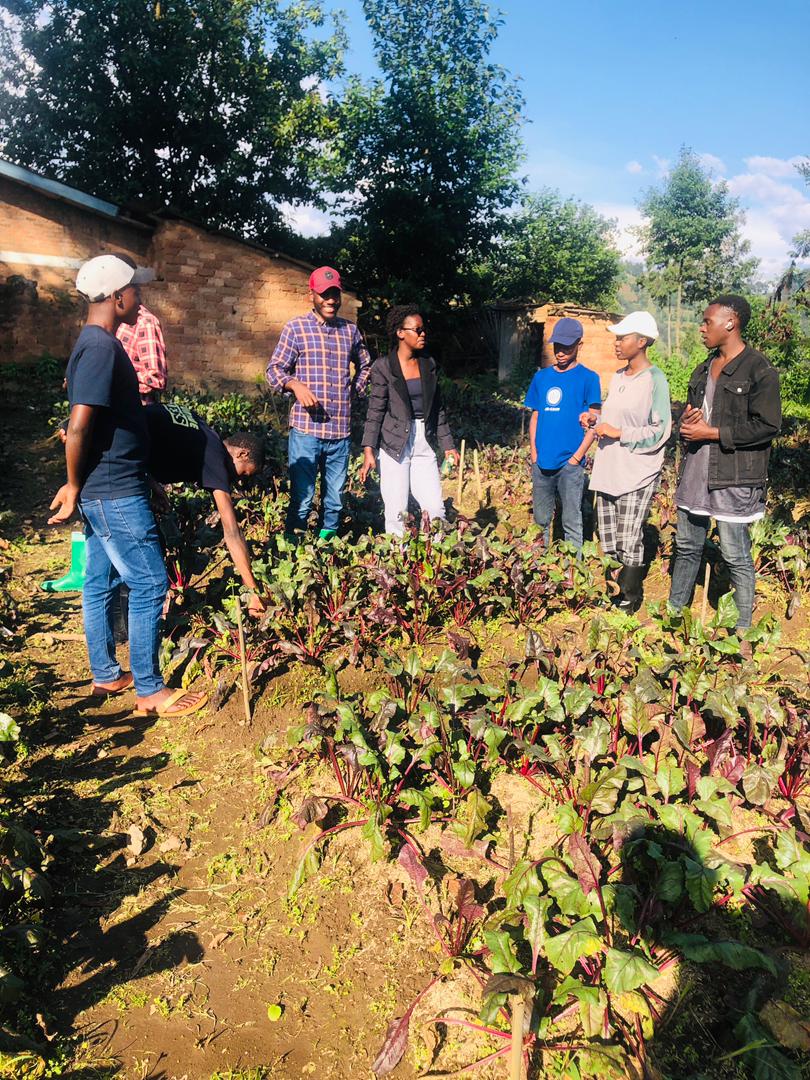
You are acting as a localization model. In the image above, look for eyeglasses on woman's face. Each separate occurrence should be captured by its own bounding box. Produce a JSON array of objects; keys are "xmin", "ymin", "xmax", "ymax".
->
[{"xmin": 402, "ymin": 324, "xmax": 426, "ymax": 336}]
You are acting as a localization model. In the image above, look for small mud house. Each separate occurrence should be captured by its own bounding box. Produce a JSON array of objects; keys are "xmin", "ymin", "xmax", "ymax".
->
[
  {"xmin": 494, "ymin": 301, "xmax": 622, "ymax": 392},
  {"xmin": 0, "ymin": 157, "xmax": 360, "ymax": 389}
]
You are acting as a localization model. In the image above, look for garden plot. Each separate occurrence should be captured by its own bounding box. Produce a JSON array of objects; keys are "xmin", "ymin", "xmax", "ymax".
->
[{"xmin": 1, "ymin": 378, "xmax": 809, "ymax": 1079}]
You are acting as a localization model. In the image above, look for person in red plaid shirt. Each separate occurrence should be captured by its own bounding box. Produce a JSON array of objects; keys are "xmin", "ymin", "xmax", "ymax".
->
[
  {"xmin": 266, "ymin": 266, "xmax": 371, "ymax": 539},
  {"xmin": 116, "ymin": 303, "xmax": 167, "ymax": 404}
]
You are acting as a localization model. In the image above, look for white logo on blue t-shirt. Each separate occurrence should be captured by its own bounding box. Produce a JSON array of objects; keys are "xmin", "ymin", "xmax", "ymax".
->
[{"xmin": 545, "ymin": 386, "xmax": 563, "ymax": 409}]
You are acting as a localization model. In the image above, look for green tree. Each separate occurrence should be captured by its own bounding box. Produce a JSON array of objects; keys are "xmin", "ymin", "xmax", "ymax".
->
[
  {"xmin": 0, "ymin": 0, "xmax": 345, "ymax": 244},
  {"xmin": 637, "ymin": 148, "xmax": 758, "ymax": 352},
  {"xmin": 323, "ymin": 0, "xmax": 524, "ymax": 310},
  {"xmin": 475, "ymin": 190, "xmax": 621, "ymax": 307}
]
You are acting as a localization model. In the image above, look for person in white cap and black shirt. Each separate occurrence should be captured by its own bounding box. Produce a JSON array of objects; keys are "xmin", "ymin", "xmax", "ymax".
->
[
  {"xmin": 48, "ymin": 254, "xmax": 207, "ymax": 718},
  {"xmin": 586, "ymin": 311, "xmax": 671, "ymax": 612}
]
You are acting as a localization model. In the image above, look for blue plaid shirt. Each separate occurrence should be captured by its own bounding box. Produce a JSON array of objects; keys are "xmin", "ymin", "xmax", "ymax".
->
[{"xmin": 266, "ymin": 312, "xmax": 372, "ymax": 440}]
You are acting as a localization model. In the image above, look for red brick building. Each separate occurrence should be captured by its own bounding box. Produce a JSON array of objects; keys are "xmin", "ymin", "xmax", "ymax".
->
[{"xmin": 0, "ymin": 157, "xmax": 360, "ymax": 389}]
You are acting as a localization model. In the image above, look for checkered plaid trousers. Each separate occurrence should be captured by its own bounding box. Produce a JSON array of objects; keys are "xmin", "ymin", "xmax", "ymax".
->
[{"xmin": 596, "ymin": 479, "xmax": 658, "ymax": 567}]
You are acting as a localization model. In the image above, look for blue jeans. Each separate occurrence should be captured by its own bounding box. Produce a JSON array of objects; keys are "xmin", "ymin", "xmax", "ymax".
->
[
  {"xmin": 287, "ymin": 429, "xmax": 350, "ymax": 534},
  {"xmin": 531, "ymin": 461, "xmax": 587, "ymax": 550},
  {"xmin": 669, "ymin": 509, "xmax": 756, "ymax": 628},
  {"xmin": 80, "ymin": 495, "xmax": 168, "ymax": 696}
]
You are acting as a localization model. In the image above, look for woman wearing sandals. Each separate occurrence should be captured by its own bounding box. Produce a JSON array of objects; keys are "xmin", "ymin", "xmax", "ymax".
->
[
  {"xmin": 360, "ymin": 305, "xmax": 459, "ymax": 535},
  {"xmin": 586, "ymin": 311, "xmax": 671, "ymax": 612}
]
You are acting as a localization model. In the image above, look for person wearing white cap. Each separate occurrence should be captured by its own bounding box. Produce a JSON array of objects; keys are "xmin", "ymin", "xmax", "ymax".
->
[
  {"xmin": 48, "ymin": 254, "xmax": 207, "ymax": 719},
  {"xmin": 586, "ymin": 312, "xmax": 671, "ymax": 612}
]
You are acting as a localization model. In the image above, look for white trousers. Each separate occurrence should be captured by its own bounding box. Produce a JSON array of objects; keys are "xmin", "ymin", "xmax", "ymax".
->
[{"xmin": 379, "ymin": 419, "xmax": 446, "ymax": 536}]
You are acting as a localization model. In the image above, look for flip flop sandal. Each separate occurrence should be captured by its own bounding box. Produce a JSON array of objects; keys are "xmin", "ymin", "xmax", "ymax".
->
[
  {"xmin": 133, "ymin": 688, "xmax": 208, "ymax": 718},
  {"xmin": 91, "ymin": 672, "xmax": 134, "ymax": 697}
]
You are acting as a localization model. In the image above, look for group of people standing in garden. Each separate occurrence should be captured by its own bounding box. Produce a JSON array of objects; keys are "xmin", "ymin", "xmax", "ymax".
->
[
  {"xmin": 521, "ymin": 298, "xmax": 781, "ymax": 630},
  {"xmin": 50, "ymin": 252, "xmax": 781, "ymax": 717},
  {"xmin": 265, "ymin": 268, "xmax": 781, "ymax": 634}
]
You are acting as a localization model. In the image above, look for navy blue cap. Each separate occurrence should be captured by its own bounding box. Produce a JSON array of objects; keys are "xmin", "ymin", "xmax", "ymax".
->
[{"xmin": 549, "ymin": 317, "xmax": 584, "ymax": 346}]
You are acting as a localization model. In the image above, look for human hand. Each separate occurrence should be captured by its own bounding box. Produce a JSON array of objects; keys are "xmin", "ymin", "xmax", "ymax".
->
[
  {"xmin": 680, "ymin": 417, "xmax": 715, "ymax": 442},
  {"xmin": 247, "ymin": 592, "xmax": 266, "ymax": 617},
  {"xmin": 579, "ymin": 410, "xmax": 598, "ymax": 429},
  {"xmin": 595, "ymin": 422, "xmax": 621, "ymax": 440},
  {"xmin": 48, "ymin": 483, "xmax": 79, "ymax": 524},
  {"xmin": 289, "ymin": 379, "xmax": 320, "ymax": 409},
  {"xmin": 150, "ymin": 482, "xmax": 171, "ymax": 515},
  {"xmin": 57, "ymin": 425, "xmax": 68, "ymax": 445},
  {"xmin": 680, "ymin": 404, "xmax": 702, "ymax": 424},
  {"xmin": 360, "ymin": 448, "xmax": 377, "ymax": 483}
]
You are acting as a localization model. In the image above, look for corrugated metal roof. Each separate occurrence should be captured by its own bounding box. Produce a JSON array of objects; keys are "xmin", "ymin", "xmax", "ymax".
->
[{"xmin": 0, "ymin": 156, "xmax": 120, "ymax": 219}]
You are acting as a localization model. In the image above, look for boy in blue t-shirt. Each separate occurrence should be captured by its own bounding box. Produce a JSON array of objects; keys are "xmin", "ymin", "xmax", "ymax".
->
[{"xmin": 524, "ymin": 318, "xmax": 602, "ymax": 551}]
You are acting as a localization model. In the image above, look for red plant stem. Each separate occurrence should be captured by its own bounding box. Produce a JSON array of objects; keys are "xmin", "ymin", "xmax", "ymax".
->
[
  {"xmin": 326, "ymin": 740, "xmax": 347, "ymax": 798},
  {"xmin": 715, "ymin": 826, "xmax": 777, "ymax": 847},
  {"xmin": 295, "ymin": 817, "xmax": 369, "ymax": 867},
  {"xmin": 314, "ymin": 792, "xmax": 363, "ymax": 808},
  {"xmin": 438, "ymin": 1043, "xmax": 515, "ymax": 1074},
  {"xmin": 520, "ymin": 772, "xmax": 560, "ymax": 803},
  {"xmin": 611, "ymin": 701, "xmax": 621, "ymax": 756},
  {"xmin": 391, "ymin": 756, "xmax": 420, "ymax": 799}
]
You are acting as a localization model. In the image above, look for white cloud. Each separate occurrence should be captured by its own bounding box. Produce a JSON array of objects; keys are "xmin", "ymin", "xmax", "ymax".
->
[
  {"xmin": 738, "ymin": 209, "xmax": 794, "ymax": 279},
  {"xmin": 727, "ymin": 172, "xmax": 806, "ymax": 206},
  {"xmin": 726, "ymin": 164, "xmax": 810, "ymax": 280},
  {"xmin": 280, "ymin": 202, "xmax": 332, "ymax": 237},
  {"xmin": 652, "ymin": 154, "xmax": 670, "ymax": 178},
  {"xmin": 743, "ymin": 155, "xmax": 808, "ymax": 179},
  {"xmin": 625, "ymin": 160, "xmax": 643, "ymax": 175},
  {"xmin": 697, "ymin": 152, "xmax": 726, "ymax": 175},
  {"xmin": 595, "ymin": 202, "xmax": 643, "ymax": 258}
]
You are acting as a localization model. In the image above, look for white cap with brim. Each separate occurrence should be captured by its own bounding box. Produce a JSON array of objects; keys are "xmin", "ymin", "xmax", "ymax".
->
[
  {"xmin": 76, "ymin": 255, "xmax": 155, "ymax": 302},
  {"xmin": 608, "ymin": 311, "xmax": 659, "ymax": 340}
]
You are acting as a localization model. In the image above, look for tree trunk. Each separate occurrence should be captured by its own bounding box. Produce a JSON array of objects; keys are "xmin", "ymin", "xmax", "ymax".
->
[
  {"xmin": 666, "ymin": 295, "xmax": 672, "ymax": 355},
  {"xmin": 675, "ymin": 281, "xmax": 682, "ymax": 355}
]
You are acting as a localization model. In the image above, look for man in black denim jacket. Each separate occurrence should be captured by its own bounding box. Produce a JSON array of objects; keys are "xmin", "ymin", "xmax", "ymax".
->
[{"xmin": 669, "ymin": 295, "xmax": 781, "ymax": 632}]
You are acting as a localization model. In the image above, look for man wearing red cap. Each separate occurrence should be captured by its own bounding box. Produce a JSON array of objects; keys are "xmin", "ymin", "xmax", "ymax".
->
[{"xmin": 266, "ymin": 267, "xmax": 371, "ymax": 539}]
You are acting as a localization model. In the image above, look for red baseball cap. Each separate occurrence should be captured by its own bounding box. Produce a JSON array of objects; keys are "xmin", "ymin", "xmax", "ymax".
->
[{"xmin": 309, "ymin": 266, "xmax": 342, "ymax": 294}]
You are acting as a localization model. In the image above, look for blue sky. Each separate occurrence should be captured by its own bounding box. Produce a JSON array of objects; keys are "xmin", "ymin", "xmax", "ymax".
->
[{"xmin": 295, "ymin": 0, "xmax": 810, "ymax": 281}]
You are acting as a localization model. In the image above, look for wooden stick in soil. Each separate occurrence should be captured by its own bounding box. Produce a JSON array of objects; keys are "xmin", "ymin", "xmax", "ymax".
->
[
  {"xmin": 456, "ymin": 438, "xmax": 466, "ymax": 508},
  {"xmin": 700, "ymin": 560, "xmax": 711, "ymax": 623},
  {"xmin": 473, "ymin": 448, "xmax": 483, "ymax": 507},
  {"xmin": 509, "ymin": 995, "xmax": 525, "ymax": 1080},
  {"xmin": 234, "ymin": 595, "xmax": 252, "ymax": 725}
]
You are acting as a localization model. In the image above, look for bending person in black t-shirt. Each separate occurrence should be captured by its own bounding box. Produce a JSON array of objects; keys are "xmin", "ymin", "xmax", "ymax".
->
[
  {"xmin": 144, "ymin": 404, "xmax": 266, "ymax": 616},
  {"xmin": 48, "ymin": 254, "xmax": 207, "ymax": 719}
]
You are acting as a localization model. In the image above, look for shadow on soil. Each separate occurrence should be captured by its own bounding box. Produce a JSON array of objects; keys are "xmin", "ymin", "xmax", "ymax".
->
[{"xmin": 4, "ymin": 669, "xmax": 200, "ymax": 1061}]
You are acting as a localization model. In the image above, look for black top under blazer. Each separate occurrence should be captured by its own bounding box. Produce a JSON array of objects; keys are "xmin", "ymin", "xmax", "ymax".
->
[{"xmin": 361, "ymin": 349, "xmax": 455, "ymax": 463}]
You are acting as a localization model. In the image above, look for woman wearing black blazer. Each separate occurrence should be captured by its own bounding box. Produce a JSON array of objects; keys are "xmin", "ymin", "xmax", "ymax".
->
[{"xmin": 360, "ymin": 305, "xmax": 459, "ymax": 535}]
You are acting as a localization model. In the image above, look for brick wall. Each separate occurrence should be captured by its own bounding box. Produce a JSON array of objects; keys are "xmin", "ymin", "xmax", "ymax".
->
[
  {"xmin": 0, "ymin": 174, "xmax": 360, "ymax": 390},
  {"xmin": 0, "ymin": 175, "xmax": 150, "ymax": 366},
  {"xmin": 147, "ymin": 221, "xmax": 360, "ymax": 391}
]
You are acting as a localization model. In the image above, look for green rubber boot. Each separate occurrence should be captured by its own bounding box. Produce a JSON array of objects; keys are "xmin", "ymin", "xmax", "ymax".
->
[{"xmin": 41, "ymin": 531, "xmax": 86, "ymax": 592}]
